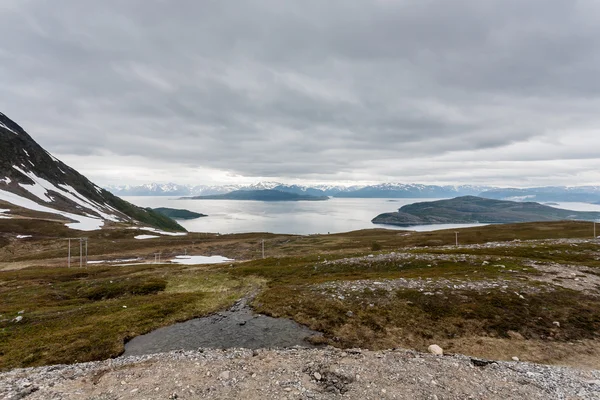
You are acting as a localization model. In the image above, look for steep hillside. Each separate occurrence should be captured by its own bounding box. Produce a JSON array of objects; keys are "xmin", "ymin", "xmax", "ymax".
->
[
  {"xmin": 0, "ymin": 112, "xmax": 185, "ymax": 232},
  {"xmin": 372, "ymin": 196, "xmax": 600, "ymax": 226}
]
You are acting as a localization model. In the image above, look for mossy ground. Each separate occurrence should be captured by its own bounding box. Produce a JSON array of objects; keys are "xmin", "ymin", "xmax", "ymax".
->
[{"xmin": 1, "ymin": 220, "xmax": 599, "ymax": 370}]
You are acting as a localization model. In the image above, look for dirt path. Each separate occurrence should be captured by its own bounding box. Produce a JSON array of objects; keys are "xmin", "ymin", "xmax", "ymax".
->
[{"xmin": 2, "ymin": 347, "xmax": 599, "ymax": 400}]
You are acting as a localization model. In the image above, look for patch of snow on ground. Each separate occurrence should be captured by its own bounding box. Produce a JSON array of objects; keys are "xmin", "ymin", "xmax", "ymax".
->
[
  {"xmin": 88, "ymin": 258, "xmax": 141, "ymax": 264},
  {"xmin": 135, "ymin": 235, "xmax": 160, "ymax": 240},
  {"xmin": 16, "ymin": 235, "xmax": 32, "ymax": 239},
  {"xmin": 0, "ymin": 177, "xmax": 11, "ymax": 185},
  {"xmin": 0, "ymin": 188, "xmax": 104, "ymax": 231},
  {"xmin": 0, "ymin": 208, "xmax": 9, "ymax": 213},
  {"xmin": 139, "ymin": 227, "xmax": 187, "ymax": 236},
  {"xmin": 170, "ymin": 255, "xmax": 233, "ymax": 265}
]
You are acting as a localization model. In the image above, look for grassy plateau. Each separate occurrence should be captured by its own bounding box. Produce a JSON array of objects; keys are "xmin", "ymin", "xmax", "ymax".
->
[{"xmin": 1, "ymin": 219, "xmax": 600, "ymax": 370}]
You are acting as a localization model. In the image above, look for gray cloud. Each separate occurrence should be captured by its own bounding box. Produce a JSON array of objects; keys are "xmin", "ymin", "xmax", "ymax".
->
[{"xmin": 1, "ymin": 0, "xmax": 600, "ymax": 186}]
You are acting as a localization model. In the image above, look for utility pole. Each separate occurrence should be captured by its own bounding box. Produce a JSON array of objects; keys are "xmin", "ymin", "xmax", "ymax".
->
[
  {"xmin": 79, "ymin": 239, "xmax": 83, "ymax": 268},
  {"xmin": 455, "ymin": 232, "xmax": 459, "ymax": 247},
  {"xmin": 595, "ymin": 221, "xmax": 597, "ymax": 239},
  {"xmin": 68, "ymin": 238, "xmax": 71, "ymax": 268},
  {"xmin": 85, "ymin": 239, "xmax": 88, "ymax": 266},
  {"xmin": 262, "ymin": 239, "xmax": 265, "ymax": 259}
]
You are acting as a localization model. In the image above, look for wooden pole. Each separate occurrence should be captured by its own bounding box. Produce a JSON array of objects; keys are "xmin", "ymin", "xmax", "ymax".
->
[
  {"xmin": 68, "ymin": 238, "xmax": 71, "ymax": 268},
  {"xmin": 262, "ymin": 239, "xmax": 265, "ymax": 259}
]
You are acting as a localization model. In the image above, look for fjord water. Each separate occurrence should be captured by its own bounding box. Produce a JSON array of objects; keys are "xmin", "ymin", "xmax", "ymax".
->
[
  {"xmin": 123, "ymin": 196, "xmax": 478, "ymax": 234},
  {"xmin": 123, "ymin": 197, "xmax": 600, "ymax": 235}
]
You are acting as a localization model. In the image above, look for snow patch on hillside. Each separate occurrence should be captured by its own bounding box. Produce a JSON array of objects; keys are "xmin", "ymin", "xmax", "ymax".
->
[
  {"xmin": 135, "ymin": 234, "xmax": 160, "ymax": 240},
  {"xmin": 138, "ymin": 227, "xmax": 187, "ymax": 236},
  {"xmin": 0, "ymin": 121, "xmax": 19, "ymax": 135},
  {"xmin": 0, "ymin": 188, "xmax": 104, "ymax": 231},
  {"xmin": 12, "ymin": 166, "xmax": 121, "ymax": 222}
]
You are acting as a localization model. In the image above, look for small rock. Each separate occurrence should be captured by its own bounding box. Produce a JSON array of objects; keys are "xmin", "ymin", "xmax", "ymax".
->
[
  {"xmin": 428, "ymin": 344, "xmax": 443, "ymax": 356},
  {"xmin": 507, "ymin": 330, "xmax": 525, "ymax": 340},
  {"xmin": 12, "ymin": 316, "xmax": 23, "ymax": 323},
  {"xmin": 313, "ymin": 372, "xmax": 322, "ymax": 381},
  {"xmin": 219, "ymin": 371, "xmax": 230, "ymax": 380},
  {"xmin": 18, "ymin": 310, "xmax": 24, "ymax": 314},
  {"xmin": 512, "ymin": 357, "xmax": 520, "ymax": 362},
  {"xmin": 553, "ymin": 321, "xmax": 560, "ymax": 328},
  {"xmin": 169, "ymin": 393, "xmax": 178, "ymax": 399},
  {"xmin": 346, "ymin": 311, "xmax": 354, "ymax": 317}
]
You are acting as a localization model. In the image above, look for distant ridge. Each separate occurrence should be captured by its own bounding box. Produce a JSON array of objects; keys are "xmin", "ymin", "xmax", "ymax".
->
[
  {"xmin": 108, "ymin": 182, "xmax": 600, "ymax": 203},
  {"xmin": 183, "ymin": 189, "xmax": 329, "ymax": 201},
  {"xmin": 372, "ymin": 196, "xmax": 600, "ymax": 226}
]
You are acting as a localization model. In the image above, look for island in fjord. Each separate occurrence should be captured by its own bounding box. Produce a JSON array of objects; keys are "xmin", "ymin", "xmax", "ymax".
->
[
  {"xmin": 151, "ymin": 207, "xmax": 207, "ymax": 220},
  {"xmin": 372, "ymin": 196, "xmax": 600, "ymax": 226},
  {"xmin": 183, "ymin": 189, "xmax": 329, "ymax": 201}
]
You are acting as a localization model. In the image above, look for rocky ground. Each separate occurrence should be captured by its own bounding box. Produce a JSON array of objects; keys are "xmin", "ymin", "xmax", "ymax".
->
[{"xmin": 1, "ymin": 347, "xmax": 599, "ymax": 400}]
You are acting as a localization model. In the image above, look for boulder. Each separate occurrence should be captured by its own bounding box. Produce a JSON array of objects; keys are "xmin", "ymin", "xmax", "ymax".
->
[{"xmin": 428, "ymin": 344, "xmax": 443, "ymax": 356}]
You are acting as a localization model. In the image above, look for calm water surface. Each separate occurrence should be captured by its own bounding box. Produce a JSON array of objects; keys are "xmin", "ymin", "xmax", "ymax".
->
[
  {"xmin": 123, "ymin": 197, "xmax": 600, "ymax": 235},
  {"xmin": 124, "ymin": 196, "xmax": 486, "ymax": 234}
]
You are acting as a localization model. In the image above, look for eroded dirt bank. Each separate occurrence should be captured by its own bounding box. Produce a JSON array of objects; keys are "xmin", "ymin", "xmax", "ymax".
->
[{"xmin": 2, "ymin": 347, "xmax": 599, "ymax": 400}]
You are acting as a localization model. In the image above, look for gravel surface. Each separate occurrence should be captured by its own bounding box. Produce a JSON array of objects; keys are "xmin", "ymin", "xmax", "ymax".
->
[{"xmin": 2, "ymin": 347, "xmax": 599, "ymax": 400}]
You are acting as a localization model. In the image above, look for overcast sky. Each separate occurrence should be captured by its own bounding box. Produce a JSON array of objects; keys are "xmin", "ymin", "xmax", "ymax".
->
[{"xmin": 2, "ymin": 0, "xmax": 600, "ymax": 187}]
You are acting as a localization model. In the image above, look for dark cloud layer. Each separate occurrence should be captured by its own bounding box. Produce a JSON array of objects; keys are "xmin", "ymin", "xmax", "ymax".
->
[{"xmin": 1, "ymin": 0, "xmax": 599, "ymax": 185}]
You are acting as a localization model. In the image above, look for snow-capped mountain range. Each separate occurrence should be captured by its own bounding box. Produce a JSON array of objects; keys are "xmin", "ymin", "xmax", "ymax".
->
[
  {"xmin": 106, "ymin": 182, "xmax": 491, "ymax": 198},
  {"xmin": 106, "ymin": 182, "xmax": 600, "ymax": 203}
]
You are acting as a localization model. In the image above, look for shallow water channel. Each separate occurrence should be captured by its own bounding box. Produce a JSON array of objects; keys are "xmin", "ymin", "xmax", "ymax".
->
[{"xmin": 122, "ymin": 299, "xmax": 321, "ymax": 357}]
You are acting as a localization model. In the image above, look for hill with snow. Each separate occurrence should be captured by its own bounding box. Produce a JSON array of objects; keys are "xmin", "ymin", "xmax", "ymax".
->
[{"xmin": 0, "ymin": 112, "xmax": 185, "ymax": 232}]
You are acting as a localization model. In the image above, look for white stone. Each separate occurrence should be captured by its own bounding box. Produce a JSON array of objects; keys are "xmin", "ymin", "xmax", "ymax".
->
[
  {"xmin": 512, "ymin": 357, "xmax": 519, "ymax": 361},
  {"xmin": 219, "ymin": 371, "xmax": 230, "ymax": 380},
  {"xmin": 428, "ymin": 344, "xmax": 443, "ymax": 356}
]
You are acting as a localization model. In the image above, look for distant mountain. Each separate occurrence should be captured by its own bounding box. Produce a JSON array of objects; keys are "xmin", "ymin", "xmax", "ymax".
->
[
  {"xmin": 0, "ymin": 112, "xmax": 185, "ymax": 232},
  {"xmin": 335, "ymin": 183, "xmax": 490, "ymax": 198},
  {"xmin": 106, "ymin": 182, "xmax": 354, "ymax": 197},
  {"xmin": 152, "ymin": 207, "xmax": 206, "ymax": 220},
  {"xmin": 479, "ymin": 187, "xmax": 600, "ymax": 203},
  {"xmin": 106, "ymin": 183, "xmax": 242, "ymax": 197},
  {"xmin": 107, "ymin": 181, "xmax": 600, "ymax": 203},
  {"xmin": 184, "ymin": 189, "xmax": 329, "ymax": 201},
  {"xmin": 372, "ymin": 196, "xmax": 600, "ymax": 226}
]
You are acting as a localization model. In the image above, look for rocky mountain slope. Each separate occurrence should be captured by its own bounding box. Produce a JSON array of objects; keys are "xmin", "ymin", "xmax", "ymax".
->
[
  {"xmin": 0, "ymin": 112, "xmax": 184, "ymax": 231},
  {"xmin": 372, "ymin": 196, "xmax": 600, "ymax": 226}
]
